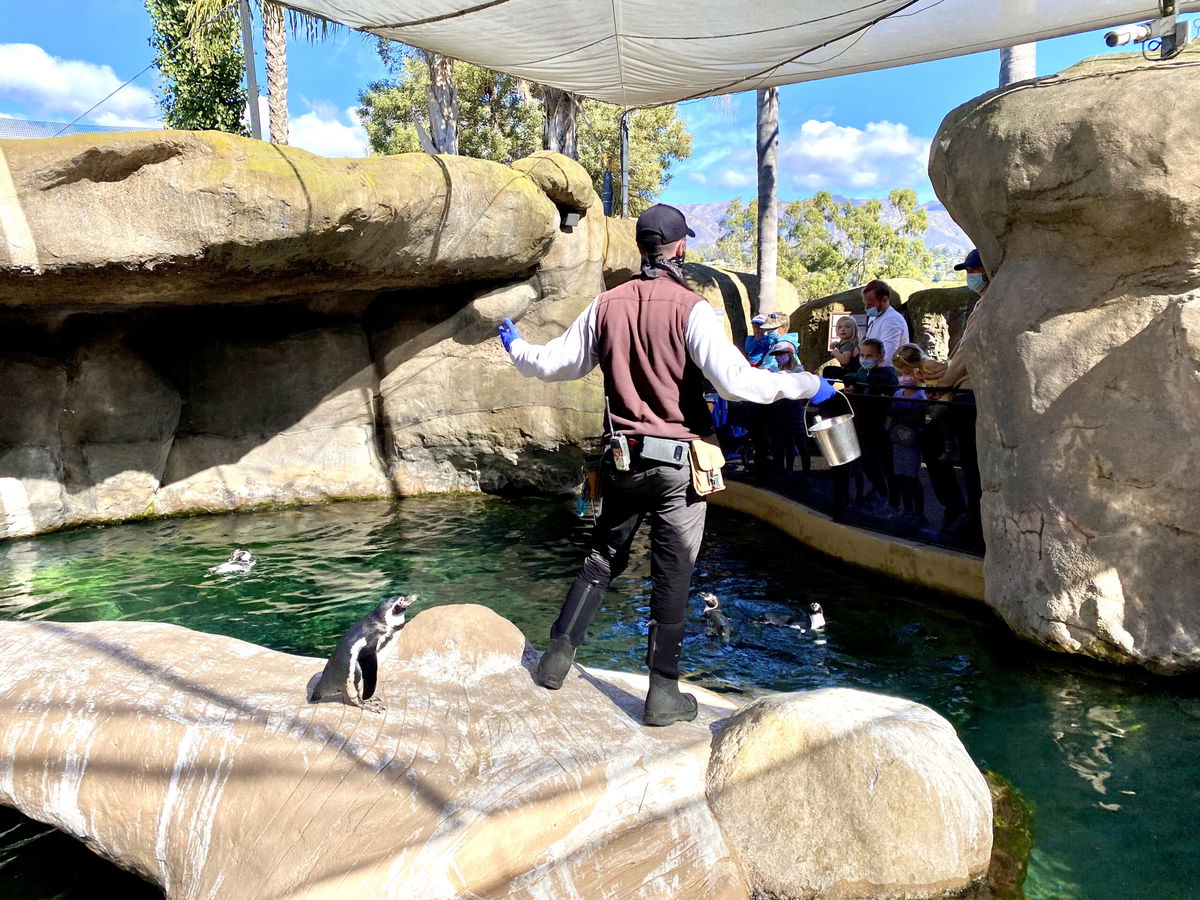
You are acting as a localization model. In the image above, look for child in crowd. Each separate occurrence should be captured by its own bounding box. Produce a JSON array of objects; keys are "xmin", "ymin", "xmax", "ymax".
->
[
  {"xmin": 744, "ymin": 314, "xmax": 773, "ymax": 367},
  {"xmin": 757, "ymin": 312, "xmax": 799, "ymax": 372},
  {"xmin": 889, "ymin": 372, "xmax": 928, "ymax": 530},
  {"xmin": 828, "ymin": 315, "xmax": 860, "ymax": 369},
  {"xmin": 891, "ymin": 342, "xmax": 947, "ymax": 389},
  {"xmin": 848, "ymin": 337, "xmax": 899, "ymax": 510},
  {"xmin": 765, "ymin": 335, "xmax": 810, "ymax": 479}
]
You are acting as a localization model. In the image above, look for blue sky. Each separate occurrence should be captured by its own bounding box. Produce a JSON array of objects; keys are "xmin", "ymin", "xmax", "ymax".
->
[{"xmin": 2, "ymin": 1, "xmax": 1195, "ymax": 206}]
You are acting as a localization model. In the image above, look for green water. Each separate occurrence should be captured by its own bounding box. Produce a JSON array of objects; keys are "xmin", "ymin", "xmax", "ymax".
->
[{"xmin": 1, "ymin": 497, "xmax": 1197, "ymax": 899}]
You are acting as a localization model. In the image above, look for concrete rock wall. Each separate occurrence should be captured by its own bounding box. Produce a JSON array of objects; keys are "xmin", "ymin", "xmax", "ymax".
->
[
  {"xmin": 930, "ymin": 49, "xmax": 1200, "ymax": 673},
  {"xmin": 0, "ymin": 135, "xmax": 630, "ymax": 537}
]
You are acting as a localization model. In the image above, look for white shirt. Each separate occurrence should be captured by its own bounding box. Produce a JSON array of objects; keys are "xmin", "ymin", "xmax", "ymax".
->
[
  {"xmin": 508, "ymin": 298, "xmax": 823, "ymax": 404},
  {"xmin": 865, "ymin": 305, "xmax": 909, "ymax": 365}
]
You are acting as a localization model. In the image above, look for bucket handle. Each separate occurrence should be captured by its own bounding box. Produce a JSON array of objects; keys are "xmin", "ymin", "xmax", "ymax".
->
[{"xmin": 804, "ymin": 389, "xmax": 854, "ymax": 437}]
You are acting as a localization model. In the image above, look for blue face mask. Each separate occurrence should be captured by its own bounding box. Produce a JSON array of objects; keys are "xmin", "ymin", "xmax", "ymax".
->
[
  {"xmin": 966, "ymin": 273, "xmax": 987, "ymax": 293},
  {"xmin": 860, "ymin": 358, "xmax": 878, "ymax": 369},
  {"xmin": 865, "ymin": 308, "xmax": 880, "ymax": 319}
]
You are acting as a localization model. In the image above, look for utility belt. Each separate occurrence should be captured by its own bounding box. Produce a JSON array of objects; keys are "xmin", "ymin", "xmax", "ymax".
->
[
  {"xmin": 612, "ymin": 435, "xmax": 690, "ymax": 468},
  {"xmin": 605, "ymin": 433, "xmax": 726, "ymax": 495}
]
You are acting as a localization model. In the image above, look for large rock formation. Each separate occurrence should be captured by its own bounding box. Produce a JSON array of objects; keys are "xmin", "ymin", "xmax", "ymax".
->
[
  {"xmin": 707, "ymin": 690, "xmax": 992, "ymax": 900},
  {"xmin": 929, "ymin": 48, "xmax": 1200, "ymax": 673},
  {"xmin": 0, "ymin": 134, "xmax": 630, "ymax": 536},
  {"xmin": 0, "ymin": 606, "xmax": 992, "ymax": 900}
]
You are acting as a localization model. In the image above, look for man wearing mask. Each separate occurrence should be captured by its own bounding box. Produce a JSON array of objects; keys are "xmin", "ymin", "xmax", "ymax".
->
[
  {"xmin": 498, "ymin": 204, "xmax": 835, "ymax": 726},
  {"xmin": 936, "ymin": 248, "xmax": 988, "ymax": 544},
  {"xmin": 861, "ymin": 279, "xmax": 910, "ymax": 365}
]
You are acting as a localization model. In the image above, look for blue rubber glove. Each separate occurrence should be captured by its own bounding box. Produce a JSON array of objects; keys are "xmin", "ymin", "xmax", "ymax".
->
[
  {"xmin": 809, "ymin": 377, "xmax": 837, "ymax": 405},
  {"xmin": 498, "ymin": 317, "xmax": 523, "ymax": 353}
]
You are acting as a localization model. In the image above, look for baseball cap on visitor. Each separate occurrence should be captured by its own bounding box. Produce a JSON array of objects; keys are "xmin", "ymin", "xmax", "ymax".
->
[
  {"xmin": 954, "ymin": 248, "xmax": 983, "ymax": 270},
  {"xmin": 751, "ymin": 314, "xmax": 767, "ymax": 326},
  {"xmin": 636, "ymin": 204, "xmax": 696, "ymax": 246}
]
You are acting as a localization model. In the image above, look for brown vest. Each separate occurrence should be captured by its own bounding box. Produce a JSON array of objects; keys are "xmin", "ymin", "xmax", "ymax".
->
[{"xmin": 594, "ymin": 275, "xmax": 712, "ymax": 441}]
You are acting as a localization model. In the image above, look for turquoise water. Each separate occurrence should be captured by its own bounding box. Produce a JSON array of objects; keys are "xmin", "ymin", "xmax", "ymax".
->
[{"xmin": 1, "ymin": 497, "xmax": 1198, "ymax": 899}]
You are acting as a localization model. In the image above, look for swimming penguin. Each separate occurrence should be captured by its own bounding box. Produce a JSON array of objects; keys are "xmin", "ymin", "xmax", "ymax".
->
[
  {"xmin": 761, "ymin": 601, "xmax": 825, "ymax": 632},
  {"xmin": 206, "ymin": 549, "xmax": 255, "ymax": 577},
  {"xmin": 701, "ymin": 592, "xmax": 735, "ymax": 641},
  {"xmin": 309, "ymin": 594, "xmax": 417, "ymax": 711}
]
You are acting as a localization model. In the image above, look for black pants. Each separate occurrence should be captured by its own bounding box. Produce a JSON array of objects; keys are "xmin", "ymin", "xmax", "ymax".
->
[
  {"xmin": 550, "ymin": 455, "xmax": 707, "ymax": 677},
  {"xmin": 920, "ymin": 405, "xmax": 966, "ymax": 527}
]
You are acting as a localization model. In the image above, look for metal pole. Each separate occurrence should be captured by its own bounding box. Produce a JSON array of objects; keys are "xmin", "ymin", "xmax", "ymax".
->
[
  {"xmin": 620, "ymin": 109, "xmax": 629, "ymax": 218},
  {"xmin": 238, "ymin": 0, "xmax": 262, "ymax": 140}
]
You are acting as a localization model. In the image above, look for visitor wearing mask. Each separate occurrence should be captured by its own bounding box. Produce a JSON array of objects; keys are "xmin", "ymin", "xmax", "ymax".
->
[
  {"xmin": 498, "ymin": 203, "xmax": 836, "ymax": 726},
  {"xmin": 937, "ymin": 248, "xmax": 988, "ymax": 545},
  {"xmin": 849, "ymin": 337, "xmax": 899, "ymax": 511},
  {"xmin": 861, "ymin": 279, "xmax": 910, "ymax": 365}
]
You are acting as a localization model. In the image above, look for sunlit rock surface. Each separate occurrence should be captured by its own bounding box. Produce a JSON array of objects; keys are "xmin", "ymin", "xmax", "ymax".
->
[
  {"xmin": 0, "ymin": 605, "xmax": 991, "ymax": 900},
  {"xmin": 707, "ymin": 690, "xmax": 992, "ymax": 899},
  {"xmin": 930, "ymin": 47, "xmax": 1200, "ymax": 673},
  {"xmin": 0, "ymin": 136, "xmax": 642, "ymax": 536}
]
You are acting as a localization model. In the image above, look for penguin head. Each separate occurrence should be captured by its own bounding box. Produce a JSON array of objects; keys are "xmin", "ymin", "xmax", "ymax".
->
[
  {"xmin": 231, "ymin": 548, "xmax": 254, "ymax": 564},
  {"xmin": 382, "ymin": 594, "xmax": 418, "ymax": 628},
  {"xmin": 700, "ymin": 592, "xmax": 720, "ymax": 612},
  {"xmin": 808, "ymin": 602, "xmax": 823, "ymax": 615}
]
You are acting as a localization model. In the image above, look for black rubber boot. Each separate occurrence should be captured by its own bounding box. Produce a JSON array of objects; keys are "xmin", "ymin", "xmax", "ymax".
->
[
  {"xmin": 643, "ymin": 621, "xmax": 697, "ymax": 726},
  {"xmin": 644, "ymin": 672, "xmax": 698, "ymax": 726},
  {"xmin": 535, "ymin": 635, "xmax": 576, "ymax": 690}
]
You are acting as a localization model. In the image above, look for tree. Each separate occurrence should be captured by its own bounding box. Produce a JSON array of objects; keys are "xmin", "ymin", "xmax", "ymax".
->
[
  {"xmin": 574, "ymin": 103, "xmax": 691, "ymax": 215},
  {"xmin": 756, "ymin": 88, "xmax": 779, "ymax": 313},
  {"xmin": 147, "ymin": 0, "xmax": 247, "ymax": 134},
  {"xmin": 359, "ymin": 45, "xmax": 541, "ymax": 160},
  {"xmin": 187, "ymin": 0, "xmax": 340, "ymax": 144},
  {"xmin": 714, "ymin": 189, "xmax": 937, "ymax": 300},
  {"xmin": 358, "ymin": 45, "xmax": 692, "ymax": 212},
  {"xmin": 543, "ymin": 87, "xmax": 581, "ymax": 158}
]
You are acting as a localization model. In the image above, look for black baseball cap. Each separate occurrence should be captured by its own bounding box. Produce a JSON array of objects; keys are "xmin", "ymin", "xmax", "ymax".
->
[{"xmin": 635, "ymin": 204, "xmax": 695, "ymax": 246}]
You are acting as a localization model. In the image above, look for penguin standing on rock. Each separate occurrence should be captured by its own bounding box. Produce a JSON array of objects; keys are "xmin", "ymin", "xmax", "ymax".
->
[
  {"xmin": 206, "ymin": 549, "xmax": 255, "ymax": 577},
  {"xmin": 806, "ymin": 602, "xmax": 826, "ymax": 631},
  {"xmin": 309, "ymin": 594, "xmax": 417, "ymax": 711}
]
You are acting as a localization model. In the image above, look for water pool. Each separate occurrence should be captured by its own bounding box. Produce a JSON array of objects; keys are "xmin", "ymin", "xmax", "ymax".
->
[{"xmin": 1, "ymin": 497, "xmax": 1197, "ymax": 899}]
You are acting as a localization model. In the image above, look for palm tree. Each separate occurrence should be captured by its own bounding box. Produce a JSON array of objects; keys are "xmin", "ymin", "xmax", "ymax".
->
[
  {"xmin": 187, "ymin": 0, "xmax": 340, "ymax": 144},
  {"xmin": 756, "ymin": 87, "xmax": 779, "ymax": 314}
]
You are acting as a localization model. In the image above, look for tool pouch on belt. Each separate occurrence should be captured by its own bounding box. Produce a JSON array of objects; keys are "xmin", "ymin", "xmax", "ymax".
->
[{"xmin": 689, "ymin": 435, "xmax": 726, "ymax": 495}]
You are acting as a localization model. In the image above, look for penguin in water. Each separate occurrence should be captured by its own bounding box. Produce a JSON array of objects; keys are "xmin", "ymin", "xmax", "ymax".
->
[
  {"xmin": 761, "ymin": 601, "xmax": 825, "ymax": 632},
  {"xmin": 206, "ymin": 549, "xmax": 255, "ymax": 577},
  {"xmin": 309, "ymin": 594, "xmax": 417, "ymax": 712},
  {"xmin": 700, "ymin": 592, "xmax": 735, "ymax": 641}
]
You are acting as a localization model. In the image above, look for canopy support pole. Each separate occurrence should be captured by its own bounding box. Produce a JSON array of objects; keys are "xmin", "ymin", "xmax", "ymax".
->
[{"xmin": 238, "ymin": 0, "xmax": 262, "ymax": 140}]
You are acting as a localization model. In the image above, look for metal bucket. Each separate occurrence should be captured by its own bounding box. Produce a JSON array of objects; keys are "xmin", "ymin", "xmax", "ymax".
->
[{"xmin": 805, "ymin": 390, "xmax": 861, "ymax": 466}]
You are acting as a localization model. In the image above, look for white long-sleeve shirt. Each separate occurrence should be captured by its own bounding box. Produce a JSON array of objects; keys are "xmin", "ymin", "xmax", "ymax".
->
[
  {"xmin": 508, "ymin": 298, "xmax": 823, "ymax": 404},
  {"xmin": 864, "ymin": 305, "xmax": 910, "ymax": 365}
]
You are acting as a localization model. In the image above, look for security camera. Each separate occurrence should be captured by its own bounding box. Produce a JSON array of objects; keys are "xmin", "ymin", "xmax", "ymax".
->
[{"xmin": 1105, "ymin": 23, "xmax": 1153, "ymax": 46}]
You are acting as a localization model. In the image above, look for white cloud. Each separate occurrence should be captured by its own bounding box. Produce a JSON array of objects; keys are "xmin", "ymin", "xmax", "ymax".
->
[
  {"xmin": 687, "ymin": 172, "xmax": 708, "ymax": 185},
  {"xmin": 717, "ymin": 168, "xmax": 753, "ymax": 189},
  {"xmin": 0, "ymin": 43, "xmax": 157, "ymax": 123},
  {"xmin": 287, "ymin": 103, "xmax": 368, "ymax": 158},
  {"xmin": 781, "ymin": 119, "xmax": 930, "ymax": 195}
]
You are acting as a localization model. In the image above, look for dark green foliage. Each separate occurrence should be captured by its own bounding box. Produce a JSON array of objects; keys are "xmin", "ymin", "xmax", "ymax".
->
[{"xmin": 146, "ymin": 0, "xmax": 248, "ymax": 134}]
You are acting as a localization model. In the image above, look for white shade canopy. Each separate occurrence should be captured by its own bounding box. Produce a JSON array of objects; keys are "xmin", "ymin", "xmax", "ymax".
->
[{"xmin": 282, "ymin": 0, "xmax": 1199, "ymax": 106}]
